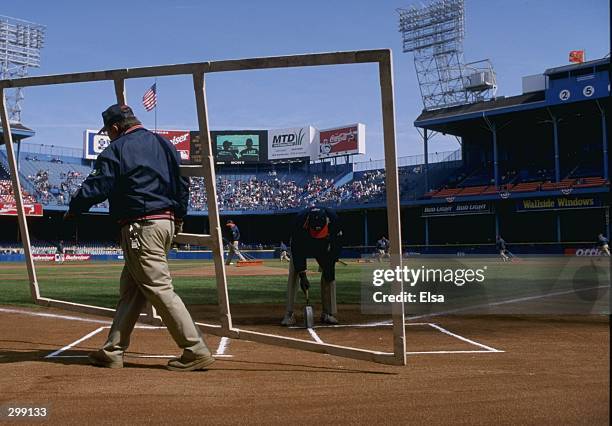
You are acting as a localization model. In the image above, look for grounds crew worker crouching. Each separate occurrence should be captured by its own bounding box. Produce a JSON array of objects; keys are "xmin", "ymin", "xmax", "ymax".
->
[
  {"xmin": 65, "ymin": 104, "xmax": 214, "ymax": 372},
  {"xmin": 281, "ymin": 206, "xmax": 343, "ymax": 326}
]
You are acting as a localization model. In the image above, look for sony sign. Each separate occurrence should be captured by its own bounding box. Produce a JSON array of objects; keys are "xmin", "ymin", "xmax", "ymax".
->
[{"xmin": 268, "ymin": 126, "xmax": 315, "ymax": 161}]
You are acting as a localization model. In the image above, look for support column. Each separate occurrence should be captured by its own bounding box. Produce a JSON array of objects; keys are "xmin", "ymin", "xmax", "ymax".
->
[
  {"xmin": 491, "ymin": 121, "xmax": 499, "ymax": 187},
  {"xmin": 495, "ymin": 211, "xmax": 500, "ymax": 238},
  {"xmin": 423, "ymin": 128, "xmax": 429, "ymax": 191},
  {"xmin": 605, "ymin": 207, "xmax": 610, "ymax": 240},
  {"xmin": 599, "ymin": 104, "xmax": 608, "ymax": 180},
  {"xmin": 424, "ymin": 216, "xmax": 429, "ymax": 246},
  {"xmin": 556, "ymin": 212, "xmax": 561, "ymax": 243},
  {"xmin": 363, "ymin": 210, "xmax": 369, "ymax": 247},
  {"xmin": 552, "ymin": 116, "xmax": 560, "ymax": 182}
]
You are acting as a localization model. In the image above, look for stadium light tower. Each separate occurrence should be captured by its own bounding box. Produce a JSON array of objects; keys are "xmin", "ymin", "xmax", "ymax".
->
[
  {"xmin": 0, "ymin": 15, "xmax": 46, "ymax": 123},
  {"xmin": 397, "ymin": 0, "xmax": 496, "ymax": 111}
]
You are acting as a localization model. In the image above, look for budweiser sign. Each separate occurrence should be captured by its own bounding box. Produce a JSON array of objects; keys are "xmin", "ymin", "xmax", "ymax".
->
[
  {"xmin": 32, "ymin": 254, "xmax": 92, "ymax": 262},
  {"xmin": 154, "ymin": 129, "xmax": 191, "ymax": 161},
  {"xmin": 0, "ymin": 202, "xmax": 43, "ymax": 216}
]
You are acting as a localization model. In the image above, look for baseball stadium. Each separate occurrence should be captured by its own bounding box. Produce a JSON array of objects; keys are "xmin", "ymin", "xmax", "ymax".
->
[{"xmin": 0, "ymin": 1, "xmax": 610, "ymax": 425}]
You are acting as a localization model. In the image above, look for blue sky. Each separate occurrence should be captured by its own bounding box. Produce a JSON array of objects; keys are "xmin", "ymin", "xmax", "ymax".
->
[{"xmin": 2, "ymin": 0, "xmax": 609, "ymax": 161}]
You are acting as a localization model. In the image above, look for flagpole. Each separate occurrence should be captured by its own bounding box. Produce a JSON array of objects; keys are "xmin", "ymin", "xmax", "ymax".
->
[{"xmin": 154, "ymin": 78, "xmax": 158, "ymax": 133}]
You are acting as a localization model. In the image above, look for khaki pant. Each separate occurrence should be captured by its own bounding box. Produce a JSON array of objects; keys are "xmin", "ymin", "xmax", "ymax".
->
[
  {"xmin": 285, "ymin": 258, "xmax": 336, "ymax": 316},
  {"xmin": 101, "ymin": 219, "xmax": 210, "ymax": 361},
  {"xmin": 225, "ymin": 240, "xmax": 245, "ymax": 264}
]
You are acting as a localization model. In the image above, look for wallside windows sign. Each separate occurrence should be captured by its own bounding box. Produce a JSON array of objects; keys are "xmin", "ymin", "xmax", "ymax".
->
[{"xmin": 516, "ymin": 197, "xmax": 601, "ymax": 211}]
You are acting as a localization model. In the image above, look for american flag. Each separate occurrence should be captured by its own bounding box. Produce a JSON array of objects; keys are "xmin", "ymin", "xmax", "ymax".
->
[{"xmin": 142, "ymin": 83, "xmax": 157, "ymax": 111}]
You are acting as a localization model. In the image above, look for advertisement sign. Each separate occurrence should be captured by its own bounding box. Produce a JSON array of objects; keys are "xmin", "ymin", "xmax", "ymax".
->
[
  {"xmin": 32, "ymin": 254, "xmax": 92, "ymax": 262},
  {"xmin": 268, "ymin": 126, "xmax": 315, "ymax": 161},
  {"xmin": 516, "ymin": 197, "xmax": 601, "ymax": 212},
  {"xmin": 564, "ymin": 248, "xmax": 604, "ymax": 257},
  {"xmin": 422, "ymin": 202, "xmax": 491, "ymax": 217},
  {"xmin": 154, "ymin": 129, "xmax": 191, "ymax": 161},
  {"xmin": 0, "ymin": 202, "xmax": 43, "ymax": 216},
  {"xmin": 84, "ymin": 130, "xmax": 111, "ymax": 160},
  {"xmin": 85, "ymin": 129, "xmax": 190, "ymax": 161},
  {"xmin": 211, "ymin": 130, "xmax": 268, "ymax": 164},
  {"xmin": 317, "ymin": 123, "xmax": 365, "ymax": 158}
]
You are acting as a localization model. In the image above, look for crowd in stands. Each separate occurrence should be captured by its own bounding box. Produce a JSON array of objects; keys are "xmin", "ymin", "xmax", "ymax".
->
[
  {"xmin": 7, "ymin": 149, "xmax": 607, "ymax": 211},
  {"xmin": 188, "ymin": 172, "xmax": 387, "ymax": 211},
  {"xmin": 27, "ymin": 170, "xmax": 53, "ymax": 203},
  {"xmin": 0, "ymin": 179, "xmax": 37, "ymax": 204},
  {"xmin": 26, "ymin": 167, "xmax": 108, "ymax": 209},
  {"xmin": 7, "ymin": 166, "xmax": 425, "ymax": 211}
]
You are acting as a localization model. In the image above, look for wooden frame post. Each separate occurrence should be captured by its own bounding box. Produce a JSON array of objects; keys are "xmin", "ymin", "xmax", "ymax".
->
[
  {"xmin": 379, "ymin": 53, "xmax": 406, "ymax": 365},
  {"xmin": 192, "ymin": 69, "xmax": 233, "ymax": 330},
  {"xmin": 0, "ymin": 89, "xmax": 40, "ymax": 301},
  {"xmin": 0, "ymin": 49, "xmax": 406, "ymax": 365}
]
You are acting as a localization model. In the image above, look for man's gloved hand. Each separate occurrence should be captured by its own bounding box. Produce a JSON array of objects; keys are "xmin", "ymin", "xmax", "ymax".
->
[
  {"xmin": 174, "ymin": 219, "xmax": 183, "ymax": 237},
  {"xmin": 298, "ymin": 271, "xmax": 310, "ymax": 293}
]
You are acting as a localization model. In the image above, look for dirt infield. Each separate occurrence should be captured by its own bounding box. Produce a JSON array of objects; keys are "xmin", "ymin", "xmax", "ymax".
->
[{"xmin": 0, "ymin": 306, "xmax": 608, "ymax": 425}]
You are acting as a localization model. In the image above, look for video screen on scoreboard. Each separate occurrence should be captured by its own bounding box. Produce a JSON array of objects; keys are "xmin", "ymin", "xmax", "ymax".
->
[{"xmin": 211, "ymin": 130, "xmax": 267, "ymax": 164}]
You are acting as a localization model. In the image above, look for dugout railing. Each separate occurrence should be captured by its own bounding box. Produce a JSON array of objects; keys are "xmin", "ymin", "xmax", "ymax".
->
[{"xmin": 0, "ymin": 49, "xmax": 406, "ymax": 365}]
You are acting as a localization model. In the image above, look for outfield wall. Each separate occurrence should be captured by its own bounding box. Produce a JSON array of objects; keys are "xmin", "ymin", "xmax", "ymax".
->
[
  {"xmin": 0, "ymin": 250, "xmax": 276, "ymax": 263},
  {"xmin": 1, "ymin": 243, "xmax": 605, "ymax": 263}
]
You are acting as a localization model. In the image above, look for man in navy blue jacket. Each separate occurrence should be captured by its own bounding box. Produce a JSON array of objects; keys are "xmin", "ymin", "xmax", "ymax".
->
[
  {"xmin": 281, "ymin": 206, "xmax": 343, "ymax": 326},
  {"xmin": 66, "ymin": 104, "xmax": 213, "ymax": 372}
]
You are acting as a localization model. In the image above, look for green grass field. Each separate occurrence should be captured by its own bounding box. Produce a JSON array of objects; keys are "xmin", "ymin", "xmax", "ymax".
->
[
  {"xmin": 0, "ymin": 260, "xmax": 364, "ymax": 308},
  {"xmin": 0, "ymin": 257, "xmax": 609, "ymax": 315}
]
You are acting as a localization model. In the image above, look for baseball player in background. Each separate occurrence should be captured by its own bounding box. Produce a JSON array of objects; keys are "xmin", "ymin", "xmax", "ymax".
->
[
  {"xmin": 55, "ymin": 240, "xmax": 65, "ymax": 264},
  {"xmin": 281, "ymin": 206, "xmax": 343, "ymax": 326},
  {"xmin": 598, "ymin": 233, "xmax": 610, "ymax": 256},
  {"xmin": 496, "ymin": 235, "xmax": 510, "ymax": 262},
  {"xmin": 65, "ymin": 104, "xmax": 214, "ymax": 372},
  {"xmin": 375, "ymin": 236, "xmax": 390, "ymax": 262},
  {"xmin": 225, "ymin": 220, "xmax": 246, "ymax": 265},
  {"xmin": 279, "ymin": 241, "xmax": 290, "ymax": 262}
]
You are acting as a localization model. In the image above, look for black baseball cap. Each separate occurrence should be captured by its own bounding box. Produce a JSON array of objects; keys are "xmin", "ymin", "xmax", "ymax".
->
[
  {"xmin": 307, "ymin": 208, "xmax": 327, "ymax": 231},
  {"xmin": 98, "ymin": 104, "xmax": 136, "ymax": 134}
]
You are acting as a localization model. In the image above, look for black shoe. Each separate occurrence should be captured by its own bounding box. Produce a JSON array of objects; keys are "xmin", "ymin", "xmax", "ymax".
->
[
  {"xmin": 167, "ymin": 353, "xmax": 215, "ymax": 372},
  {"xmin": 320, "ymin": 313, "xmax": 339, "ymax": 325},
  {"xmin": 88, "ymin": 350, "xmax": 123, "ymax": 369}
]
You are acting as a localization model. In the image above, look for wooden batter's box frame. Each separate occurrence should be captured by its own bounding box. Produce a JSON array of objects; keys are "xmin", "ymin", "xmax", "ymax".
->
[{"xmin": 0, "ymin": 49, "xmax": 406, "ymax": 365}]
